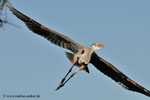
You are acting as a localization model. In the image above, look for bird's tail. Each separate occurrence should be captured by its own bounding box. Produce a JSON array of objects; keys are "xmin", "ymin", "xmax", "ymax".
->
[
  {"xmin": 65, "ymin": 52, "xmax": 75, "ymax": 63},
  {"xmin": 65, "ymin": 52, "xmax": 90, "ymax": 73}
]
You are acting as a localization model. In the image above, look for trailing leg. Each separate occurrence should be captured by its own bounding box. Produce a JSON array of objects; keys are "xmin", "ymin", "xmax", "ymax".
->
[{"xmin": 56, "ymin": 65, "xmax": 85, "ymax": 90}]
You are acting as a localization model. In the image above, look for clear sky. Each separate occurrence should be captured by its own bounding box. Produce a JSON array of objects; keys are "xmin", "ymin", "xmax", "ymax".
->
[{"xmin": 0, "ymin": 0, "xmax": 150, "ymax": 100}]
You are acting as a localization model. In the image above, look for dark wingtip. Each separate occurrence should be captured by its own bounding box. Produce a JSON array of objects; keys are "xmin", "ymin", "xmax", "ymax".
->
[
  {"xmin": 143, "ymin": 89, "xmax": 150, "ymax": 97},
  {"xmin": 90, "ymin": 52, "xmax": 150, "ymax": 97}
]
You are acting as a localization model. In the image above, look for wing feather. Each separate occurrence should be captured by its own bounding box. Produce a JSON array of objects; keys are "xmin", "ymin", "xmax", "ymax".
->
[
  {"xmin": 6, "ymin": 3, "xmax": 81, "ymax": 53},
  {"xmin": 90, "ymin": 52, "xmax": 150, "ymax": 97}
]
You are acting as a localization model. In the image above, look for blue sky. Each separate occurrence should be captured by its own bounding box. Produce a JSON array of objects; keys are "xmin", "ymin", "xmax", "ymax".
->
[{"xmin": 0, "ymin": 0, "xmax": 150, "ymax": 100}]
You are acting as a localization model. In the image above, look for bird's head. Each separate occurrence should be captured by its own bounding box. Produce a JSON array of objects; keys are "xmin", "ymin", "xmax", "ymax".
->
[{"xmin": 91, "ymin": 43, "xmax": 104, "ymax": 51}]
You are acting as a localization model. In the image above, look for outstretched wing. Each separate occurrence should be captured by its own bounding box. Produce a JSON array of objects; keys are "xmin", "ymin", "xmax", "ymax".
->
[
  {"xmin": 6, "ymin": 3, "xmax": 82, "ymax": 53},
  {"xmin": 90, "ymin": 52, "xmax": 150, "ymax": 97}
]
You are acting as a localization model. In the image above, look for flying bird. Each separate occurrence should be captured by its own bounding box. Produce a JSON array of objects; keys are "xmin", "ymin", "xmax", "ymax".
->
[{"xmin": 6, "ymin": 2, "xmax": 150, "ymax": 97}]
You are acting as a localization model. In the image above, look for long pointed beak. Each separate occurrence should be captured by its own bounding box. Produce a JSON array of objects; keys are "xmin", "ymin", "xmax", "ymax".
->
[{"xmin": 98, "ymin": 44, "xmax": 104, "ymax": 48}]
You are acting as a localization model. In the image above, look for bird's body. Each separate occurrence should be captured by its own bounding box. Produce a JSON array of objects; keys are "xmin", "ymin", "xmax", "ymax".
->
[
  {"xmin": 72, "ymin": 46, "xmax": 94, "ymax": 65},
  {"xmin": 6, "ymin": 2, "xmax": 150, "ymax": 97},
  {"xmin": 65, "ymin": 43, "xmax": 104, "ymax": 73},
  {"xmin": 77, "ymin": 47, "xmax": 94, "ymax": 64},
  {"xmin": 65, "ymin": 46, "xmax": 93, "ymax": 73}
]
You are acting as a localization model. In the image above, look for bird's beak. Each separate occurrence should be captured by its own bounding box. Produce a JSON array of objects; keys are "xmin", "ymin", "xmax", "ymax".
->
[{"xmin": 98, "ymin": 44, "xmax": 104, "ymax": 48}]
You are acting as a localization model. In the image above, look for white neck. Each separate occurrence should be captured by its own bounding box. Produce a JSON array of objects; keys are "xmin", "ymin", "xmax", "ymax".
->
[{"xmin": 89, "ymin": 47, "xmax": 96, "ymax": 55}]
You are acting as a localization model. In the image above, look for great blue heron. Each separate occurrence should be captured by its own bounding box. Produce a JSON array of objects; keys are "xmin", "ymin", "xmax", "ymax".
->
[{"xmin": 6, "ymin": 2, "xmax": 150, "ymax": 97}]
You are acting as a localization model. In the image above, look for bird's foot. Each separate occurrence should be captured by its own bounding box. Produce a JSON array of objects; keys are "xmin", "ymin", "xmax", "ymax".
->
[{"xmin": 55, "ymin": 83, "xmax": 64, "ymax": 91}]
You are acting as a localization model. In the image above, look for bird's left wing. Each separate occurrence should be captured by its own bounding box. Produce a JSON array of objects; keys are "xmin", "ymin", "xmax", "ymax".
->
[
  {"xmin": 6, "ymin": 3, "xmax": 82, "ymax": 53},
  {"xmin": 90, "ymin": 52, "xmax": 150, "ymax": 97}
]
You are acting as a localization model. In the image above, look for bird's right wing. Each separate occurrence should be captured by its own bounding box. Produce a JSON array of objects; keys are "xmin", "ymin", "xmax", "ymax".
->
[
  {"xmin": 90, "ymin": 52, "xmax": 150, "ymax": 97},
  {"xmin": 6, "ymin": 3, "xmax": 82, "ymax": 53}
]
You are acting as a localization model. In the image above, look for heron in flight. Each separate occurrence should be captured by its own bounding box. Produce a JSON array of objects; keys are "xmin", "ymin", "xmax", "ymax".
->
[{"xmin": 6, "ymin": 2, "xmax": 150, "ymax": 97}]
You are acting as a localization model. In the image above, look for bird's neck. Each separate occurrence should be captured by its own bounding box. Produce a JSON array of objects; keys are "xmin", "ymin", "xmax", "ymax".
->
[{"xmin": 89, "ymin": 48, "xmax": 95, "ymax": 55}]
